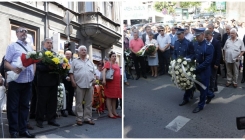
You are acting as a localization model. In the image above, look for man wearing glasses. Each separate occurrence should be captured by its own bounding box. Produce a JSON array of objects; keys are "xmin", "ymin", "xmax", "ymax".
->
[
  {"xmin": 4, "ymin": 26, "xmax": 35, "ymax": 138},
  {"xmin": 157, "ymin": 26, "xmax": 171, "ymax": 75}
]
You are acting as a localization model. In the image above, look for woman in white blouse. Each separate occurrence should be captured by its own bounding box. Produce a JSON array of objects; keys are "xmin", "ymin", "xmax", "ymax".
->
[{"xmin": 145, "ymin": 32, "xmax": 159, "ymax": 77}]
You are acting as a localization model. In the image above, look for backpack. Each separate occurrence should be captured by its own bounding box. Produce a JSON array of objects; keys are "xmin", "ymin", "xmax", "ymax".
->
[{"xmin": 0, "ymin": 56, "xmax": 5, "ymax": 78}]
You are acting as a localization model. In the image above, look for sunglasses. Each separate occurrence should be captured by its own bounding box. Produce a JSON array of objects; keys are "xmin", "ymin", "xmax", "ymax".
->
[
  {"xmin": 159, "ymin": 30, "xmax": 164, "ymax": 32},
  {"xmin": 17, "ymin": 29, "xmax": 28, "ymax": 33}
]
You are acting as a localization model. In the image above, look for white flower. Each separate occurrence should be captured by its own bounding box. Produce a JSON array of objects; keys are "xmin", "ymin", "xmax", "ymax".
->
[
  {"xmin": 183, "ymin": 78, "xmax": 187, "ymax": 81},
  {"xmin": 175, "ymin": 71, "xmax": 179, "ymax": 75},
  {"xmin": 187, "ymin": 81, "xmax": 190, "ymax": 85},
  {"xmin": 60, "ymin": 94, "xmax": 63, "ymax": 97},
  {"xmin": 31, "ymin": 51, "xmax": 36, "ymax": 55},
  {"xmin": 169, "ymin": 66, "xmax": 172, "ymax": 70},
  {"xmin": 175, "ymin": 66, "xmax": 179, "ymax": 69},
  {"xmin": 39, "ymin": 53, "xmax": 42, "ymax": 58},
  {"xmin": 181, "ymin": 73, "xmax": 185, "ymax": 77},
  {"xmin": 193, "ymin": 75, "xmax": 196, "ymax": 79},
  {"xmin": 190, "ymin": 67, "xmax": 195, "ymax": 72},
  {"xmin": 183, "ymin": 61, "xmax": 187, "ymax": 65},
  {"xmin": 179, "ymin": 69, "xmax": 183, "ymax": 73},
  {"xmin": 177, "ymin": 59, "xmax": 182, "ymax": 63},
  {"xmin": 177, "ymin": 80, "xmax": 180, "ymax": 83},
  {"xmin": 187, "ymin": 72, "xmax": 191, "ymax": 76}
]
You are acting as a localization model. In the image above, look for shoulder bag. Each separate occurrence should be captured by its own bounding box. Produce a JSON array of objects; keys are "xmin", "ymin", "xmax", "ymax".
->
[{"xmin": 105, "ymin": 62, "xmax": 114, "ymax": 80}]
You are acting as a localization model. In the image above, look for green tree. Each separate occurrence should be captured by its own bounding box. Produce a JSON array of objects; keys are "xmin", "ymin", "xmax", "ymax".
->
[
  {"xmin": 179, "ymin": 2, "xmax": 201, "ymax": 14},
  {"xmin": 153, "ymin": 2, "xmax": 177, "ymax": 15}
]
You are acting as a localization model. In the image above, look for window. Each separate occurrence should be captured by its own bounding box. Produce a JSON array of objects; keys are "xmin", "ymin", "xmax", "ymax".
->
[
  {"xmin": 85, "ymin": 2, "xmax": 93, "ymax": 12},
  {"xmin": 10, "ymin": 24, "xmax": 37, "ymax": 50}
]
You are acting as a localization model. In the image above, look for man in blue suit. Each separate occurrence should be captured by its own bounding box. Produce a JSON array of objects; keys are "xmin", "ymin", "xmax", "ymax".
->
[
  {"xmin": 190, "ymin": 28, "xmax": 215, "ymax": 113},
  {"xmin": 205, "ymin": 30, "xmax": 221, "ymax": 94},
  {"xmin": 172, "ymin": 28, "xmax": 195, "ymax": 106},
  {"xmin": 170, "ymin": 27, "xmax": 178, "ymax": 60}
]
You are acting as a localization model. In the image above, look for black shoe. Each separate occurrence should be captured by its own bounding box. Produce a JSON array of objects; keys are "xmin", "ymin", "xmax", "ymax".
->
[
  {"xmin": 36, "ymin": 121, "xmax": 43, "ymax": 128},
  {"xmin": 61, "ymin": 110, "xmax": 68, "ymax": 117},
  {"xmin": 135, "ymin": 76, "xmax": 140, "ymax": 80},
  {"xmin": 159, "ymin": 73, "xmax": 165, "ymax": 76},
  {"xmin": 142, "ymin": 75, "xmax": 147, "ymax": 79},
  {"xmin": 241, "ymin": 78, "xmax": 245, "ymax": 83},
  {"xmin": 192, "ymin": 107, "xmax": 203, "ymax": 113},
  {"xmin": 206, "ymin": 95, "xmax": 215, "ymax": 104},
  {"xmin": 19, "ymin": 131, "xmax": 35, "ymax": 138},
  {"xmin": 68, "ymin": 111, "xmax": 76, "ymax": 116},
  {"xmin": 48, "ymin": 121, "xmax": 60, "ymax": 127},
  {"xmin": 179, "ymin": 100, "xmax": 189, "ymax": 106},
  {"xmin": 10, "ymin": 133, "xmax": 18, "ymax": 138},
  {"xmin": 214, "ymin": 88, "xmax": 218, "ymax": 92},
  {"xmin": 29, "ymin": 114, "xmax": 35, "ymax": 119}
]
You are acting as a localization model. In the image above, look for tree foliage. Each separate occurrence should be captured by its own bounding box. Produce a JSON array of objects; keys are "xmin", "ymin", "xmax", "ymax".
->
[
  {"xmin": 179, "ymin": 2, "xmax": 201, "ymax": 8},
  {"xmin": 153, "ymin": 2, "xmax": 177, "ymax": 15}
]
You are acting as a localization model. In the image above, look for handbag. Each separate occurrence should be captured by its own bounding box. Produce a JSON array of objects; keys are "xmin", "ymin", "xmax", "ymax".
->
[{"xmin": 105, "ymin": 62, "xmax": 114, "ymax": 80}]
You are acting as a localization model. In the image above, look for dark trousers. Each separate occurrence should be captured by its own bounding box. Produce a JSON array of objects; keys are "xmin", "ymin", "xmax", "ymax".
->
[
  {"xmin": 36, "ymin": 86, "xmax": 58, "ymax": 123},
  {"xmin": 7, "ymin": 81, "xmax": 32, "ymax": 134},
  {"xmin": 196, "ymin": 79, "xmax": 214, "ymax": 109},
  {"xmin": 243, "ymin": 54, "xmax": 245, "ymax": 79},
  {"xmin": 132, "ymin": 53, "xmax": 146, "ymax": 77},
  {"xmin": 183, "ymin": 87, "xmax": 195, "ymax": 101},
  {"xmin": 64, "ymin": 82, "xmax": 74, "ymax": 112},
  {"xmin": 209, "ymin": 67, "xmax": 218, "ymax": 91},
  {"xmin": 158, "ymin": 49, "xmax": 170, "ymax": 74},
  {"xmin": 29, "ymin": 82, "xmax": 37, "ymax": 116}
]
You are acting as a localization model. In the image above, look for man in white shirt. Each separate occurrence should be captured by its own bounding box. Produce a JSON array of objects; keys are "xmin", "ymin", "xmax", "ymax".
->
[
  {"xmin": 184, "ymin": 25, "xmax": 194, "ymax": 42},
  {"xmin": 157, "ymin": 26, "xmax": 171, "ymax": 75}
]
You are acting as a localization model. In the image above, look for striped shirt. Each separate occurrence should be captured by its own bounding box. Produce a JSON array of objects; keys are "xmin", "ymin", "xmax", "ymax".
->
[{"xmin": 5, "ymin": 40, "xmax": 34, "ymax": 83}]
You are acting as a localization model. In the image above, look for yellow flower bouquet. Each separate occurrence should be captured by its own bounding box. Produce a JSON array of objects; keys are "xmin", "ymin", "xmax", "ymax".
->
[{"xmin": 42, "ymin": 51, "xmax": 70, "ymax": 76}]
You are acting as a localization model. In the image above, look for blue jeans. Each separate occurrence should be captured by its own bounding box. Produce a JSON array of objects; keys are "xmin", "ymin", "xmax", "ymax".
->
[{"xmin": 7, "ymin": 81, "xmax": 32, "ymax": 134}]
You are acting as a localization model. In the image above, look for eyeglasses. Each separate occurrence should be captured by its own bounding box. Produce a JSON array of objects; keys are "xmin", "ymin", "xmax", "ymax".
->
[
  {"xmin": 17, "ymin": 29, "xmax": 28, "ymax": 33},
  {"xmin": 159, "ymin": 30, "xmax": 164, "ymax": 32}
]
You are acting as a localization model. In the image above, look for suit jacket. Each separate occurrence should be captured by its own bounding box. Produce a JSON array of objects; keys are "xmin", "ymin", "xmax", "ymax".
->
[
  {"xmin": 213, "ymin": 31, "xmax": 221, "ymax": 42},
  {"xmin": 154, "ymin": 33, "xmax": 159, "ymax": 40},
  {"xmin": 36, "ymin": 49, "xmax": 59, "ymax": 87},
  {"xmin": 217, "ymin": 27, "xmax": 224, "ymax": 41},
  {"xmin": 142, "ymin": 33, "xmax": 147, "ymax": 45},
  {"xmin": 222, "ymin": 33, "xmax": 229, "ymax": 48},
  {"xmin": 210, "ymin": 38, "xmax": 221, "ymax": 66}
]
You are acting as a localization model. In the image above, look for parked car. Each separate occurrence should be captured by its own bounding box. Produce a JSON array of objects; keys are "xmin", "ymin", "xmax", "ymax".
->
[
  {"xmin": 131, "ymin": 23, "xmax": 145, "ymax": 30},
  {"xmin": 193, "ymin": 14, "xmax": 200, "ymax": 19},
  {"xmin": 200, "ymin": 13, "xmax": 214, "ymax": 19}
]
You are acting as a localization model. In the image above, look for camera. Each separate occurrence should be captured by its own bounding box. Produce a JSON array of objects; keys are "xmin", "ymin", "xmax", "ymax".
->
[{"xmin": 236, "ymin": 117, "xmax": 245, "ymax": 130}]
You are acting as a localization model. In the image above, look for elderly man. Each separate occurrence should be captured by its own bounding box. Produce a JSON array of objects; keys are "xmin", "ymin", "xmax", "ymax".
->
[
  {"xmin": 62, "ymin": 50, "xmax": 76, "ymax": 116},
  {"xmin": 205, "ymin": 30, "xmax": 221, "ymax": 94},
  {"xmin": 184, "ymin": 25, "xmax": 194, "ymax": 42},
  {"xmin": 207, "ymin": 23, "xmax": 221, "ymax": 41},
  {"xmin": 169, "ymin": 27, "xmax": 178, "ymax": 59},
  {"xmin": 4, "ymin": 26, "xmax": 35, "ymax": 138},
  {"xmin": 157, "ymin": 26, "xmax": 171, "ymax": 75},
  {"xmin": 129, "ymin": 31, "xmax": 146, "ymax": 80},
  {"xmin": 70, "ymin": 45, "xmax": 96, "ymax": 126},
  {"xmin": 36, "ymin": 38, "xmax": 60, "ymax": 128},
  {"xmin": 223, "ymin": 28, "xmax": 245, "ymax": 88}
]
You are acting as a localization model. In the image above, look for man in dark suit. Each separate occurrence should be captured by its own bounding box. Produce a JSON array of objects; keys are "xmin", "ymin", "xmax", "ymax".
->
[
  {"xmin": 207, "ymin": 23, "xmax": 221, "ymax": 41},
  {"xmin": 205, "ymin": 30, "xmax": 221, "ymax": 92},
  {"xmin": 62, "ymin": 50, "xmax": 76, "ymax": 116},
  {"xmin": 36, "ymin": 38, "xmax": 60, "ymax": 128},
  {"xmin": 142, "ymin": 25, "xmax": 152, "ymax": 44}
]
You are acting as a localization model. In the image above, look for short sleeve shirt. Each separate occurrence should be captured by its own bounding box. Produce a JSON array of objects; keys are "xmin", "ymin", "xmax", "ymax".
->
[
  {"xmin": 223, "ymin": 38, "xmax": 245, "ymax": 63},
  {"xmin": 129, "ymin": 38, "xmax": 144, "ymax": 52},
  {"xmin": 5, "ymin": 40, "xmax": 34, "ymax": 83},
  {"xmin": 157, "ymin": 34, "xmax": 171, "ymax": 50},
  {"xmin": 69, "ymin": 58, "xmax": 95, "ymax": 88}
]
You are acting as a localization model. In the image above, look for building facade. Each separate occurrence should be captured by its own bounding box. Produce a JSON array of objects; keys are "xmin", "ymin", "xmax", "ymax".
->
[{"xmin": 0, "ymin": 1, "xmax": 122, "ymax": 66}]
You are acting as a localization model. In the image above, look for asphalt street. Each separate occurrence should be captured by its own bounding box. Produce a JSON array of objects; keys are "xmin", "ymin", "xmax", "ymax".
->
[{"xmin": 124, "ymin": 72, "xmax": 245, "ymax": 138}]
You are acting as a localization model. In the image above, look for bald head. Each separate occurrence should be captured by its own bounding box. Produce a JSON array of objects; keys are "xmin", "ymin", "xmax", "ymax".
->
[{"xmin": 65, "ymin": 50, "xmax": 72, "ymax": 60}]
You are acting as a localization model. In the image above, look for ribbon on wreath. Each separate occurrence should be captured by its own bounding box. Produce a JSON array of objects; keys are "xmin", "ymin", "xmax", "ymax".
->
[{"xmin": 60, "ymin": 83, "xmax": 66, "ymax": 110}]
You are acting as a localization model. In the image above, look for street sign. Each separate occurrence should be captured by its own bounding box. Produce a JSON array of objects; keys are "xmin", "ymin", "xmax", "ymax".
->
[
  {"xmin": 64, "ymin": 25, "xmax": 73, "ymax": 36},
  {"xmin": 62, "ymin": 10, "xmax": 74, "ymax": 25},
  {"xmin": 216, "ymin": 2, "xmax": 226, "ymax": 10}
]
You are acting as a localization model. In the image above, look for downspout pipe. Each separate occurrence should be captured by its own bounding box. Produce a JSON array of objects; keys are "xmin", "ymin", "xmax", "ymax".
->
[{"xmin": 45, "ymin": 1, "xmax": 49, "ymax": 39}]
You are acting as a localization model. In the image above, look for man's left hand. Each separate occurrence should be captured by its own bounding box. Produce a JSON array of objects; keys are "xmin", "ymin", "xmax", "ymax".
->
[{"xmin": 214, "ymin": 65, "xmax": 218, "ymax": 69}]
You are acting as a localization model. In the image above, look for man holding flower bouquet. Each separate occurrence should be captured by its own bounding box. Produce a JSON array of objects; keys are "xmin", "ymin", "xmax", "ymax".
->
[
  {"xmin": 172, "ymin": 28, "xmax": 195, "ymax": 106},
  {"xmin": 36, "ymin": 38, "xmax": 60, "ymax": 128},
  {"xmin": 4, "ymin": 26, "xmax": 35, "ymax": 138}
]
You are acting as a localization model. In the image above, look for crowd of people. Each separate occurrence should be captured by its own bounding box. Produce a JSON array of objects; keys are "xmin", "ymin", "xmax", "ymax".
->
[
  {"xmin": 124, "ymin": 17, "xmax": 245, "ymax": 113},
  {"xmin": 0, "ymin": 26, "xmax": 122, "ymax": 138}
]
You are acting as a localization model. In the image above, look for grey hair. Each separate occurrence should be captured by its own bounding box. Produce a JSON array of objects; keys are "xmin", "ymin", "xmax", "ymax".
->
[
  {"xmin": 16, "ymin": 26, "xmax": 26, "ymax": 33},
  {"xmin": 44, "ymin": 38, "xmax": 53, "ymax": 42},
  {"xmin": 230, "ymin": 28, "xmax": 237, "ymax": 33},
  {"xmin": 204, "ymin": 30, "xmax": 213, "ymax": 36},
  {"xmin": 133, "ymin": 29, "xmax": 139, "ymax": 36},
  {"xmin": 207, "ymin": 24, "xmax": 214, "ymax": 29},
  {"xmin": 225, "ymin": 25, "xmax": 232, "ymax": 29},
  {"xmin": 77, "ymin": 45, "xmax": 87, "ymax": 52}
]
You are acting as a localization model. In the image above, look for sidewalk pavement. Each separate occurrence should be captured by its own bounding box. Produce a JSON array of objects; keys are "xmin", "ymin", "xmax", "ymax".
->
[{"xmin": 0, "ymin": 108, "xmax": 119, "ymax": 138}]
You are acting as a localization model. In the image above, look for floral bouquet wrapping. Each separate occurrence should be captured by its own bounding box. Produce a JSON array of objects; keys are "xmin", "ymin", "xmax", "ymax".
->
[
  {"xmin": 136, "ymin": 45, "xmax": 147, "ymax": 56},
  {"xmin": 42, "ymin": 51, "xmax": 70, "ymax": 76},
  {"xmin": 57, "ymin": 83, "xmax": 66, "ymax": 111},
  {"xmin": 92, "ymin": 81, "xmax": 105, "ymax": 114},
  {"xmin": 6, "ymin": 51, "xmax": 42, "ymax": 83},
  {"xmin": 168, "ymin": 57, "xmax": 207, "ymax": 90},
  {"xmin": 144, "ymin": 44, "xmax": 156, "ymax": 56}
]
